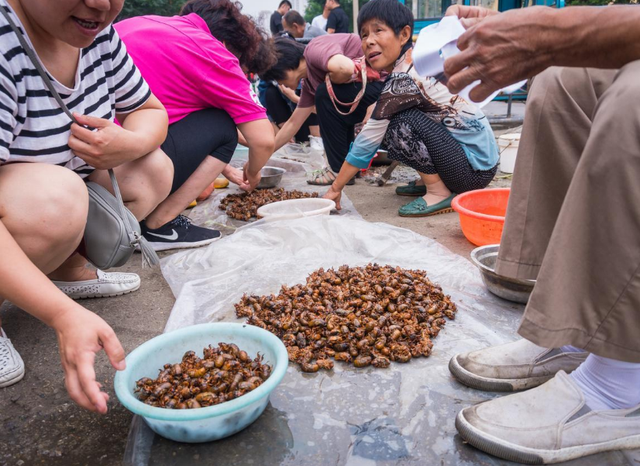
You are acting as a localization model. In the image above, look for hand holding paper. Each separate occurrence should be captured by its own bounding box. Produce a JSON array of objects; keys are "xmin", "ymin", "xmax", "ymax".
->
[{"xmin": 413, "ymin": 15, "xmax": 526, "ymax": 107}]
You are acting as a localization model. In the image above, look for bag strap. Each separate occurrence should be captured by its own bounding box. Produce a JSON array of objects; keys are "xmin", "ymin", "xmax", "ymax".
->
[
  {"xmin": 0, "ymin": 5, "xmax": 159, "ymax": 267},
  {"xmin": 324, "ymin": 62, "xmax": 368, "ymax": 116},
  {"xmin": 0, "ymin": 6, "xmax": 79, "ymax": 124}
]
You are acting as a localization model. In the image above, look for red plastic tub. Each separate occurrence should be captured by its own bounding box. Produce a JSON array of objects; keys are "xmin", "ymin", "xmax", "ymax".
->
[{"xmin": 452, "ymin": 188, "xmax": 510, "ymax": 246}]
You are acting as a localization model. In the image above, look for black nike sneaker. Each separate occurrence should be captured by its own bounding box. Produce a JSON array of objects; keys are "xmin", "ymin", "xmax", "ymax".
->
[{"xmin": 140, "ymin": 215, "xmax": 221, "ymax": 251}]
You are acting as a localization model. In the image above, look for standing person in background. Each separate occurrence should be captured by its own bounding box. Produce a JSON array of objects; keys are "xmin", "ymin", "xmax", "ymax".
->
[
  {"xmin": 311, "ymin": 2, "xmax": 330, "ymax": 31},
  {"xmin": 326, "ymin": 0, "xmax": 349, "ymax": 33},
  {"xmin": 282, "ymin": 10, "xmax": 327, "ymax": 40},
  {"xmin": 116, "ymin": 0, "xmax": 276, "ymax": 251},
  {"xmin": 270, "ymin": 0, "xmax": 291, "ymax": 36}
]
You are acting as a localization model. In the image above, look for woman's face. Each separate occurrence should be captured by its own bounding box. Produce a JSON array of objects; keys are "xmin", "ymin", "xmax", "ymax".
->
[
  {"xmin": 14, "ymin": 0, "xmax": 123, "ymax": 47},
  {"xmin": 360, "ymin": 19, "xmax": 411, "ymax": 72}
]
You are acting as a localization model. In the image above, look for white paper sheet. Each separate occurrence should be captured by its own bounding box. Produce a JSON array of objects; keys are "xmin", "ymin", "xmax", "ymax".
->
[{"xmin": 413, "ymin": 16, "xmax": 526, "ymax": 107}]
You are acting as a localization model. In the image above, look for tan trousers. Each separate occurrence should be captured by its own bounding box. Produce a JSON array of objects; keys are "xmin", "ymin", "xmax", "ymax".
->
[{"xmin": 495, "ymin": 62, "xmax": 640, "ymax": 363}]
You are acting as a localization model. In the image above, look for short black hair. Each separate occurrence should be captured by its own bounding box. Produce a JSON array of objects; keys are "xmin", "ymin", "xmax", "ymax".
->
[
  {"xmin": 357, "ymin": 0, "xmax": 414, "ymax": 37},
  {"xmin": 283, "ymin": 10, "xmax": 305, "ymax": 27},
  {"xmin": 279, "ymin": 0, "xmax": 292, "ymax": 8},
  {"xmin": 260, "ymin": 37, "xmax": 305, "ymax": 82}
]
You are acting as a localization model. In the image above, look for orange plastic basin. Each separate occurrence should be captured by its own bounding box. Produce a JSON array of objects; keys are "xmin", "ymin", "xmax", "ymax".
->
[{"xmin": 452, "ymin": 188, "xmax": 510, "ymax": 246}]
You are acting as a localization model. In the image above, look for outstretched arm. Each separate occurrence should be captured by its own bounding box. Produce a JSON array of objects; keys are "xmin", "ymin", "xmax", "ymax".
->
[
  {"xmin": 0, "ymin": 223, "xmax": 125, "ymax": 414},
  {"xmin": 274, "ymin": 105, "xmax": 314, "ymax": 152},
  {"xmin": 238, "ymin": 118, "xmax": 275, "ymax": 190},
  {"xmin": 444, "ymin": 5, "xmax": 640, "ymax": 102}
]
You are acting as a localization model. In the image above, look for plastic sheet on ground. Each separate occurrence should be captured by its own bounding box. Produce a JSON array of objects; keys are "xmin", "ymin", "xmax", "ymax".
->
[
  {"xmin": 232, "ymin": 143, "xmax": 326, "ymax": 173},
  {"xmin": 124, "ymin": 216, "xmax": 639, "ymax": 466},
  {"xmin": 187, "ymin": 145, "xmax": 360, "ymax": 235}
]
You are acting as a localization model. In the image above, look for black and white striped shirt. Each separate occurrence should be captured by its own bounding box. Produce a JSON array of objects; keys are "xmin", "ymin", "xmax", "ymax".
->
[{"xmin": 0, "ymin": 2, "xmax": 151, "ymax": 177}]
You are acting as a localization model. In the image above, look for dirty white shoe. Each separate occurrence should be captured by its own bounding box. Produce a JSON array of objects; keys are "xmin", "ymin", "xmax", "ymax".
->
[
  {"xmin": 0, "ymin": 328, "xmax": 25, "ymax": 388},
  {"xmin": 449, "ymin": 339, "xmax": 588, "ymax": 392},
  {"xmin": 53, "ymin": 269, "xmax": 141, "ymax": 299},
  {"xmin": 456, "ymin": 371, "xmax": 640, "ymax": 464}
]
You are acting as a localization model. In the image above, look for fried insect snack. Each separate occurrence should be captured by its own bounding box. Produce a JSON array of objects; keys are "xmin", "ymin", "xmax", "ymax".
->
[
  {"xmin": 235, "ymin": 264, "xmax": 457, "ymax": 372},
  {"xmin": 219, "ymin": 188, "xmax": 318, "ymax": 221},
  {"xmin": 134, "ymin": 343, "xmax": 272, "ymax": 409}
]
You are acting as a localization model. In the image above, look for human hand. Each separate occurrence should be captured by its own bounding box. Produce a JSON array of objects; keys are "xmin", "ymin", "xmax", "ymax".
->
[
  {"xmin": 222, "ymin": 165, "xmax": 250, "ymax": 190},
  {"xmin": 443, "ymin": 7, "xmax": 551, "ymax": 103},
  {"xmin": 445, "ymin": 5, "xmax": 499, "ymax": 29},
  {"xmin": 279, "ymin": 84, "xmax": 299, "ymax": 103},
  {"xmin": 68, "ymin": 113, "xmax": 139, "ymax": 169},
  {"xmin": 323, "ymin": 184, "xmax": 342, "ymax": 210},
  {"xmin": 243, "ymin": 163, "xmax": 262, "ymax": 191},
  {"xmin": 52, "ymin": 306, "xmax": 126, "ymax": 414}
]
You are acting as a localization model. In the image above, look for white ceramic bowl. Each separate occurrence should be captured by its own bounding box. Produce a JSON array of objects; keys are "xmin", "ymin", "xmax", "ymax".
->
[{"xmin": 114, "ymin": 323, "xmax": 288, "ymax": 443}]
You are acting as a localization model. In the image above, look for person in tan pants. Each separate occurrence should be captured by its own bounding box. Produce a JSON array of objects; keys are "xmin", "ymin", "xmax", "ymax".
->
[{"xmin": 442, "ymin": 4, "xmax": 640, "ymax": 464}]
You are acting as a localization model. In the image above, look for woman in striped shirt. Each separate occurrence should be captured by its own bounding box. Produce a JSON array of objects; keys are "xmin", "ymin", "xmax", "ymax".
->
[{"xmin": 0, "ymin": 0, "xmax": 173, "ymax": 413}]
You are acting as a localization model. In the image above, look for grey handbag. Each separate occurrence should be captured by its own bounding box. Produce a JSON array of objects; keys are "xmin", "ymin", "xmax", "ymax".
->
[
  {"xmin": 84, "ymin": 174, "xmax": 158, "ymax": 269},
  {"xmin": 1, "ymin": 6, "xmax": 159, "ymax": 269}
]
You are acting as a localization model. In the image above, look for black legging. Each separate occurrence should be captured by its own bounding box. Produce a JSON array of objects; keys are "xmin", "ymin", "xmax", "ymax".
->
[
  {"xmin": 315, "ymin": 80, "xmax": 385, "ymax": 172},
  {"xmin": 160, "ymin": 108, "xmax": 238, "ymax": 194},
  {"xmin": 382, "ymin": 108, "xmax": 497, "ymax": 194},
  {"xmin": 264, "ymin": 84, "xmax": 318, "ymax": 143}
]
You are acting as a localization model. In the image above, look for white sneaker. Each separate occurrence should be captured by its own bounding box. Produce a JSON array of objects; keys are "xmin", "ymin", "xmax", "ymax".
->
[
  {"xmin": 456, "ymin": 371, "xmax": 640, "ymax": 464},
  {"xmin": 0, "ymin": 328, "xmax": 25, "ymax": 388},
  {"xmin": 309, "ymin": 136, "xmax": 324, "ymax": 152},
  {"xmin": 52, "ymin": 269, "xmax": 141, "ymax": 299},
  {"xmin": 449, "ymin": 339, "xmax": 588, "ymax": 392}
]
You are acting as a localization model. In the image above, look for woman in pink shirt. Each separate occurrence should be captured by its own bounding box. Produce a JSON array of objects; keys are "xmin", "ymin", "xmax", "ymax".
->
[{"xmin": 116, "ymin": 0, "xmax": 276, "ymax": 251}]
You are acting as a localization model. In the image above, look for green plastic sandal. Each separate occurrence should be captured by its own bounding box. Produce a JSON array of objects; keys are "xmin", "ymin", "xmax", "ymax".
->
[
  {"xmin": 398, "ymin": 194, "xmax": 456, "ymax": 217},
  {"xmin": 395, "ymin": 180, "xmax": 427, "ymax": 197}
]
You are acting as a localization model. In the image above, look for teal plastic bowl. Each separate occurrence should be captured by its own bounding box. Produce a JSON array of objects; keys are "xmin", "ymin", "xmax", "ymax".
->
[{"xmin": 114, "ymin": 323, "xmax": 288, "ymax": 443}]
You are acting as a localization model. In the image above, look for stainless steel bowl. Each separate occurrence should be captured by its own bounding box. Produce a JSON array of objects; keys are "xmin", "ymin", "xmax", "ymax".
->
[
  {"xmin": 256, "ymin": 166, "xmax": 286, "ymax": 189},
  {"xmin": 470, "ymin": 244, "xmax": 535, "ymax": 304}
]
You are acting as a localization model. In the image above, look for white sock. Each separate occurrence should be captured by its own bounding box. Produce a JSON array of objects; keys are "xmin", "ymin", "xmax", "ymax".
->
[
  {"xmin": 561, "ymin": 345, "xmax": 586, "ymax": 353},
  {"xmin": 570, "ymin": 354, "xmax": 640, "ymax": 410}
]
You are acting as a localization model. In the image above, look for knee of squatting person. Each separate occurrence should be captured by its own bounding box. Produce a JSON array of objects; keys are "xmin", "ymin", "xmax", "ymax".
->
[
  {"xmin": 323, "ymin": 0, "xmax": 498, "ymax": 217},
  {"xmin": 0, "ymin": 0, "xmax": 172, "ymax": 411}
]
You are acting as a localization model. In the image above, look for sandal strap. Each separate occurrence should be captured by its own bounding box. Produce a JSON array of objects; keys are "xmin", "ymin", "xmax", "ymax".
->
[{"xmin": 308, "ymin": 168, "xmax": 336, "ymax": 184}]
